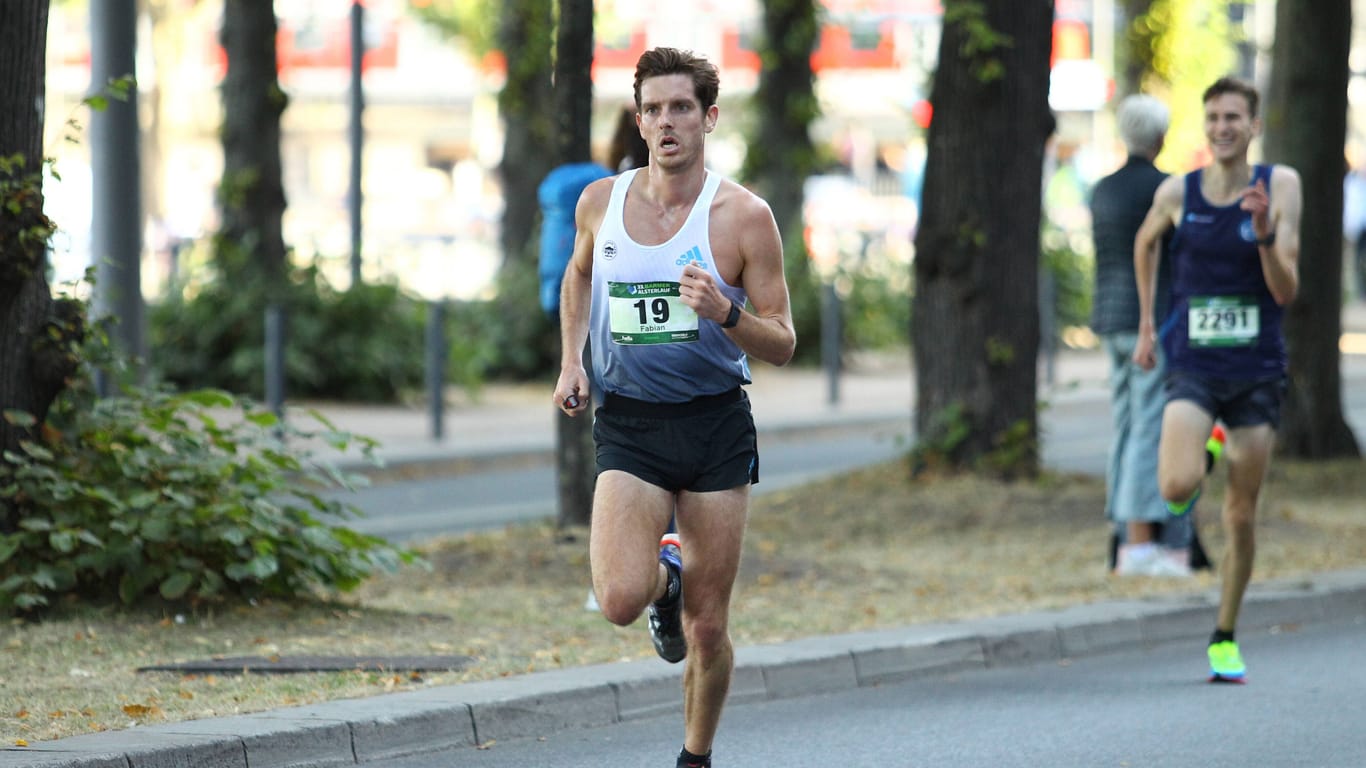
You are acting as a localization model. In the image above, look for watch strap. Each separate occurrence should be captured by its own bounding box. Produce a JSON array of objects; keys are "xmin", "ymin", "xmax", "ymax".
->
[{"xmin": 721, "ymin": 301, "xmax": 741, "ymax": 328}]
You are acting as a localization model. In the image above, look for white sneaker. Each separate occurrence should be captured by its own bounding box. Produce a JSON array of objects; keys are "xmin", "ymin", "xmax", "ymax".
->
[{"xmin": 1116, "ymin": 544, "xmax": 1192, "ymax": 578}]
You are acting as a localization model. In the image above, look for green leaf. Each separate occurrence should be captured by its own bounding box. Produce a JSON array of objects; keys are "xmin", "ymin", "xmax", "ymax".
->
[
  {"xmin": 14, "ymin": 593, "xmax": 48, "ymax": 610},
  {"xmin": 246, "ymin": 554, "xmax": 279, "ymax": 580},
  {"xmin": 119, "ymin": 571, "xmax": 146, "ymax": 604},
  {"xmin": 245, "ymin": 411, "xmax": 279, "ymax": 428},
  {"xmin": 182, "ymin": 389, "xmax": 235, "ymax": 408},
  {"xmin": 2, "ymin": 410, "xmax": 36, "ymax": 427},
  {"xmin": 18, "ymin": 441, "xmax": 54, "ymax": 461},
  {"xmin": 125, "ymin": 490, "xmax": 159, "ymax": 509},
  {"xmin": 0, "ymin": 536, "xmax": 21, "ymax": 565},
  {"xmin": 141, "ymin": 517, "xmax": 173, "ymax": 542},
  {"xmin": 159, "ymin": 571, "xmax": 194, "ymax": 600},
  {"xmin": 48, "ymin": 530, "xmax": 77, "ymax": 554}
]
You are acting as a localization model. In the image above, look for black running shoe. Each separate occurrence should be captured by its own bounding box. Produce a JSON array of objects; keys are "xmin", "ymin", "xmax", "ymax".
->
[
  {"xmin": 677, "ymin": 747, "xmax": 712, "ymax": 767},
  {"xmin": 648, "ymin": 533, "xmax": 686, "ymax": 663}
]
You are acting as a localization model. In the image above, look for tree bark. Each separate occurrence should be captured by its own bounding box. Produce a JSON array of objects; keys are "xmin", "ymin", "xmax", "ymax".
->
[
  {"xmin": 743, "ymin": 0, "xmax": 821, "ymax": 357},
  {"xmin": 911, "ymin": 0, "xmax": 1054, "ymax": 478},
  {"xmin": 218, "ymin": 0, "xmax": 288, "ymax": 285},
  {"xmin": 552, "ymin": 0, "xmax": 596, "ymax": 529},
  {"xmin": 0, "ymin": 0, "xmax": 82, "ymax": 532},
  {"xmin": 745, "ymin": 0, "xmax": 820, "ymax": 244},
  {"xmin": 1263, "ymin": 0, "xmax": 1359, "ymax": 459},
  {"xmin": 497, "ymin": 0, "xmax": 555, "ymax": 269}
]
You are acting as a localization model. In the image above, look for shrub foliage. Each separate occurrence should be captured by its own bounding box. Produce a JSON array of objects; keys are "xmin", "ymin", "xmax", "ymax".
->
[{"xmin": 0, "ymin": 339, "xmax": 418, "ymax": 615}]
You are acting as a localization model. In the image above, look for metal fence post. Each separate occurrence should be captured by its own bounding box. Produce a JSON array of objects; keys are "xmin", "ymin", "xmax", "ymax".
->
[
  {"xmin": 426, "ymin": 300, "xmax": 446, "ymax": 441},
  {"xmin": 264, "ymin": 304, "xmax": 286, "ymax": 424}
]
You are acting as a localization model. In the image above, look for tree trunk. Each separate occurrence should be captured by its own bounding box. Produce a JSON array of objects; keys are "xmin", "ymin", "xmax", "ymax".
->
[
  {"xmin": 1263, "ymin": 0, "xmax": 1359, "ymax": 459},
  {"xmin": 911, "ymin": 0, "xmax": 1054, "ymax": 478},
  {"xmin": 497, "ymin": 0, "xmax": 555, "ymax": 269},
  {"xmin": 0, "ymin": 0, "xmax": 82, "ymax": 532},
  {"xmin": 218, "ymin": 0, "xmax": 288, "ymax": 285},
  {"xmin": 746, "ymin": 0, "xmax": 820, "ymax": 244},
  {"xmin": 552, "ymin": 0, "xmax": 596, "ymax": 529},
  {"xmin": 744, "ymin": 0, "xmax": 821, "ymax": 357}
]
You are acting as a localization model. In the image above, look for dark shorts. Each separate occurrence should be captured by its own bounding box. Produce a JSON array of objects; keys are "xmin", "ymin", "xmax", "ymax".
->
[
  {"xmin": 594, "ymin": 388, "xmax": 759, "ymax": 493},
  {"xmin": 1164, "ymin": 371, "xmax": 1287, "ymax": 429}
]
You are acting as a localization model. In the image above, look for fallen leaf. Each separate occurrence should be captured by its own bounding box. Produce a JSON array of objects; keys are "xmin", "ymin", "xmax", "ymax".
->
[
  {"xmin": 121, "ymin": 704, "xmax": 164, "ymax": 719},
  {"xmin": 14, "ymin": 739, "xmax": 27, "ymax": 747}
]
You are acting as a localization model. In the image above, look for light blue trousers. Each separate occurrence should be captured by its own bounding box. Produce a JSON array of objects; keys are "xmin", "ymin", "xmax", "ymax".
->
[{"xmin": 1101, "ymin": 332, "xmax": 1192, "ymax": 548}]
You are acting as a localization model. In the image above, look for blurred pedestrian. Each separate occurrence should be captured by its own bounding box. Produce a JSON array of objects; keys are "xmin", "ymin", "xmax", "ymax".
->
[
  {"xmin": 608, "ymin": 104, "xmax": 650, "ymax": 173},
  {"xmin": 1133, "ymin": 76, "xmax": 1302, "ymax": 683},
  {"xmin": 1090, "ymin": 94, "xmax": 1207, "ymax": 577},
  {"xmin": 1342, "ymin": 154, "xmax": 1366, "ymax": 301},
  {"xmin": 553, "ymin": 47, "xmax": 796, "ymax": 768}
]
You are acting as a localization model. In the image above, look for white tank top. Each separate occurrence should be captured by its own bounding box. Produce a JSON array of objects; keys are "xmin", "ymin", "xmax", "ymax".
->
[{"xmin": 589, "ymin": 169, "xmax": 750, "ymax": 403}]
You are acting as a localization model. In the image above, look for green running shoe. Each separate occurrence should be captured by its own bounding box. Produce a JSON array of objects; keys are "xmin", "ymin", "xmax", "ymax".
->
[
  {"xmin": 1208, "ymin": 640, "xmax": 1246, "ymax": 683},
  {"xmin": 1167, "ymin": 487, "xmax": 1200, "ymax": 517},
  {"xmin": 1205, "ymin": 424, "xmax": 1226, "ymax": 474}
]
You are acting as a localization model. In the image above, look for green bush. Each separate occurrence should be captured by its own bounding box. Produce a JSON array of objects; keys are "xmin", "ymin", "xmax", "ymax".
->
[
  {"xmin": 0, "ymin": 352, "xmax": 419, "ymax": 615},
  {"xmin": 1041, "ymin": 222, "xmax": 1095, "ymax": 336},
  {"xmin": 463, "ymin": 255, "xmax": 558, "ymax": 382},
  {"xmin": 149, "ymin": 265, "xmax": 428, "ymax": 402}
]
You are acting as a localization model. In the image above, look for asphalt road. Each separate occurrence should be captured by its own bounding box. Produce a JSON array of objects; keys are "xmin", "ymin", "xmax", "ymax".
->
[
  {"xmin": 381, "ymin": 617, "xmax": 1366, "ymax": 767},
  {"xmin": 341, "ymin": 422, "xmax": 914, "ymax": 541}
]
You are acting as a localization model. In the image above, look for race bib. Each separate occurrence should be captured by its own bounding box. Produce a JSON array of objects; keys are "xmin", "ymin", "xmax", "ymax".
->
[
  {"xmin": 608, "ymin": 281, "xmax": 699, "ymax": 345},
  {"xmin": 1188, "ymin": 295, "xmax": 1259, "ymax": 347}
]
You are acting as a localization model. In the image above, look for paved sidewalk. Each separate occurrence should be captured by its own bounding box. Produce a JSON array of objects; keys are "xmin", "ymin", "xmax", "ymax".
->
[
  {"xmin": 295, "ymin": 346, "xmax": 1114, "ymax": 475},
  {"xmin": 294, "ymin": 301, "xmax": 1366, "ymax": 476},
  {"xmin": 6, "ymin": 307, "xmax": 1366, "ymax": 767}
]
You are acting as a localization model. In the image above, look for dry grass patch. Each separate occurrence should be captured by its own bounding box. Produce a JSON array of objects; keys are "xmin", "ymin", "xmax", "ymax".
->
[{"xmin": 4, "ymin": 457, "xmax": 1366, "ymax": 745}]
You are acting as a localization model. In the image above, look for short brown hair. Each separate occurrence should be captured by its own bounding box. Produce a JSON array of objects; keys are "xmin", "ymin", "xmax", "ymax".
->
[
  {"xmin": 1202, "ymin": 76, "xmax": 1260, "ymax": 118},
  {"xmin": 633, "ymin": 48, "xmax": 720, "ymax": 111}
]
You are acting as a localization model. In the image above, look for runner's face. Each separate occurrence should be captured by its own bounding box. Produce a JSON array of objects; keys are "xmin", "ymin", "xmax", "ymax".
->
[
  {"xmin": 637, "ymin": 74, "xmax": 715, "ymax": 170},
  {"xmin": 1203, "ymin": 92, "xmax": 1257, "ymax": 163}
]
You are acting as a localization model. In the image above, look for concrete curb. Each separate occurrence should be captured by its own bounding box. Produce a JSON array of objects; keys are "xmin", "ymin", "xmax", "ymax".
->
[{"xmin": 6, "ymin": 567, "xmax": 1364, "ymax": 768}]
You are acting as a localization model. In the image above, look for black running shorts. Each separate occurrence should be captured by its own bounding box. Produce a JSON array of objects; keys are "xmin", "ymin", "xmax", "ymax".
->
[
  {"xmin": 1165, "ymin": 371, "xmax": 1287, "ymax": 429},
  {"xmin": 594, "ymin": 388, "xmax": 759, "ymax": 493}
]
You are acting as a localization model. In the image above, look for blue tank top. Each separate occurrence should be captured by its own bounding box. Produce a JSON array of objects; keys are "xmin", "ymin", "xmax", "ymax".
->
[
  {"xmin": 1163, "ymin": 164, "xmax": 1286, "ymax": 379},
  {"xmin": 589, "ymin": 169, "xmax": 750, "ymax": 403}
]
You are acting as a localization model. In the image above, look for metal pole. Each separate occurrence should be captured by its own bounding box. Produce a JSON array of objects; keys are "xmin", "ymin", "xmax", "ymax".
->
[
  {"xmin": 90, "ymin": 0, "xmax": 144, "ymax": 383},
  {"xmin": 426, "ymin": 300, "xmax": 446, "ymax": 441},
  {"xmin": 821, "ymin": 282, "xmax": 842, "ymax": 406},
  {"xmin": 348, "ymin": 1, "xmax": 365, "ymax": 287},
  {"xmin": 264, "ymin": 305, "xmax": 286, "ymax": 423}
]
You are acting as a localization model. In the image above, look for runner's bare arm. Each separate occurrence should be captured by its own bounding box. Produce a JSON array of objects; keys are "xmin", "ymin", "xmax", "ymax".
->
[
  {"xmin": 1132, "ymin": 175, "xmax": 1182, "ymax": 370},
  {"xmin": 554, "ymin": 179, "xmax": 611, "ymax": 413},
  {"xmin": 728, "ymin": 191, "xmax": 795, "ymax": 367},
  {"xmin": 1257, "ymin": 166, "xmax": 1301, "ymax": 305}
]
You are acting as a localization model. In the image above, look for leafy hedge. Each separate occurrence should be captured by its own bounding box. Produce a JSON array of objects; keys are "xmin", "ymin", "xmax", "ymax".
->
[
  {"xmin": 148, "ymin": 265, "xmax": 429, "ymax": 402},
  {"xmin": 0, "ymin": 351, "xmax": 419, "ymax": 615}
]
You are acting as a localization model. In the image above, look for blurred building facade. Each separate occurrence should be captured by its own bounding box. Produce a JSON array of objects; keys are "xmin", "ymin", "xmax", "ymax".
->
[{"xmin": 43, "ymin": 0, "xmax": 1345, "ymax": 305}]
